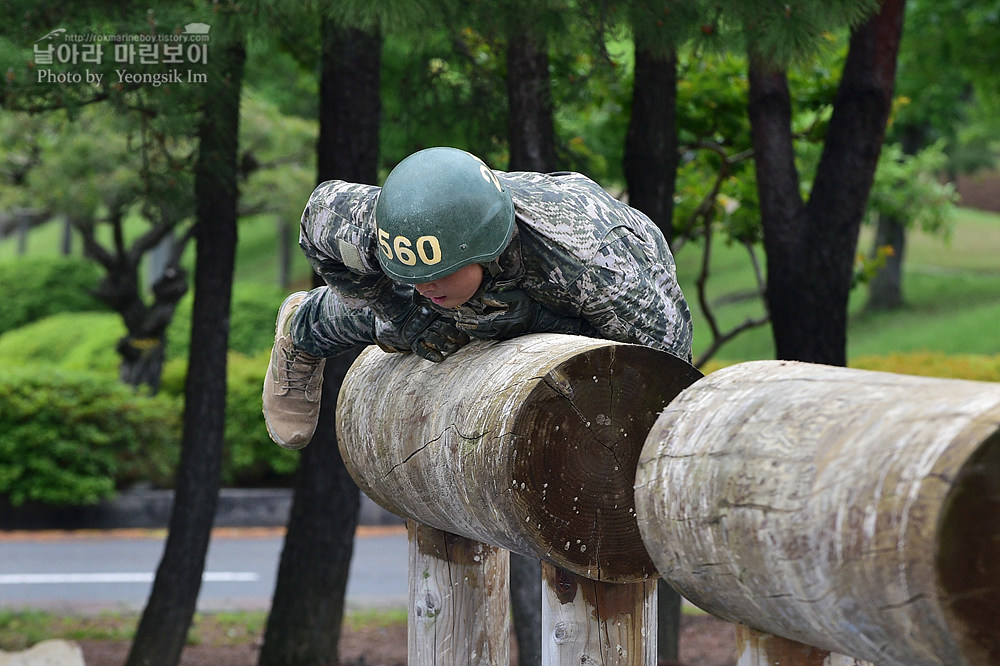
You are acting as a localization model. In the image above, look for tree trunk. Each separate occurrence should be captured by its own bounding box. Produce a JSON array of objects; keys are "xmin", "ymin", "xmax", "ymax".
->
[
  {"xmin": 259, "ymin": 20, "xmax": 381, "ymax": 666},
  {"xmin": 315, "ymin": 23, "xmax": 381, "ymax": 184},
  {"xmin": 504, "ymin": 24, "xmax": 559, "ymax": 663},
  {"xmin": 624, "ymin": 41, "xmax": 679, "ymax": 243},
  {"xmin": 750, "ymin": 0, "xmax": 905, "ymax": 365},
  {"xmin": 125, "ymin": 19, "xmax": 245, "ymax": 666},
  {"xmin": 506, "ymin": 27, "xmax": 557, "ymax": 172},
  {"xmin": 259, "ymin": 349, "xmax": 363, "ymax": 666},
  {"xmin": 866, "ymin": 213, "xmax": 906, "ymax": 310},
  {"xmin": 867, "ymin": 129, "xmax": 922, "ymax": 311},
  {"xmin": 623, "ymin": 41, "xmax": 684, "ymax": 661}
]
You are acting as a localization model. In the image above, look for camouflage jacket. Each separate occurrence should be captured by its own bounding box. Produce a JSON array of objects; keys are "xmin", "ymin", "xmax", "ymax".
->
[{"xmin": 298, "ymin": 170, "xmax": 693, "ymax": 360}]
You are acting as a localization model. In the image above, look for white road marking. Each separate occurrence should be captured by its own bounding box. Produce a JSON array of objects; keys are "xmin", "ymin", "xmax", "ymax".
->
[{"xmin": 0, "ymin": 572, "xmax": 259, "ymax": 584}]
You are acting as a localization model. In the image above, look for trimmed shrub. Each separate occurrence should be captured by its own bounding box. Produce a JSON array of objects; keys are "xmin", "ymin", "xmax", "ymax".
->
[
  {"xmin": 161, "ymin": 349, "xmax": 299, "ymax": 487},
  {"xmin": 167, "ymin": 282, "xmax": 289, "ymax": 359},
  {"xmin": 0, "ymin": 257, "xmax": 107, "ymax": 335},
  {"xmin": 0, "ymin": 311, "xmax": 124, "ymax": 375},
  {"xmin": 224, "ymin": 351, "xmax": 300, "ymax": 485},
  {"xmin": 0, "ymin": 368, "xmax": 180, "ymax": 506}
]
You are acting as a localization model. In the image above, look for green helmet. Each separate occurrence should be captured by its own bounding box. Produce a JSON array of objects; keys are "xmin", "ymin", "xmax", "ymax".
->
[{"xmin": 375, "ymin": 147, "xmax": 515, "ymax": 283}]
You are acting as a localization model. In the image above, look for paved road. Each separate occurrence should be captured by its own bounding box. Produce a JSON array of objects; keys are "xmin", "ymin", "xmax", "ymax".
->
[{"xmin": 0, "ymin": 526, "xmax": 408, "ymax": 612}]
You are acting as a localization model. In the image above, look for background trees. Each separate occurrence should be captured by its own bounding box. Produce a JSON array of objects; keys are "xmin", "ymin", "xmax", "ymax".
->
[{"xmin": 3, "ymin": 1, "xmax": 997, "ymax": 664}]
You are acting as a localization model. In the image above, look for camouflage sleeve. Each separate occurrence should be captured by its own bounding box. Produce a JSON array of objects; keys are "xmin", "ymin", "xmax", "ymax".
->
[
  {"xmin": 298, "ymin": 180, "xmax": 413, "ymax": 326},
  {"xmin": 575, "ymin": 227, "xmax": 694, "ymax": 361}
]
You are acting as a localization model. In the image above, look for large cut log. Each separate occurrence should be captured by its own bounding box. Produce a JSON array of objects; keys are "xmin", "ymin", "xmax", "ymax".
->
[
  {"xmin": 635, "ymin": 360, "xmax": 1000, "ymax": 666},
  {"xmin": 337, "ymin": 333, "xmax": 701, "ymax": 583}
]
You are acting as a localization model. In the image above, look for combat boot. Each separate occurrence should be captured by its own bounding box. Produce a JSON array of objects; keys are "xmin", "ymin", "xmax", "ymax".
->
[{"xmin": 262, "ymin": 292, "xmax": 326, "ymax": 449}]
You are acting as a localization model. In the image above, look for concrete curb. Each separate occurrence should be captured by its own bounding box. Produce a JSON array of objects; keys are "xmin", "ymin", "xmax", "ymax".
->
[{"xmin": 0, "ymin": 488, "xmax": 403, "ymax": 531}]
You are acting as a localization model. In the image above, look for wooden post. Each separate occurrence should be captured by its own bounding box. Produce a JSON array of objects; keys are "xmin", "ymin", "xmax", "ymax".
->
[
  {"xmin": 541, "ymin": 562, "xmax": 657, "ymax": 665},
  {"xmin": 735, "ymin": 626, "xmax": 874, "ymax": 666},
  {"xmin": 408, "ymin": 521, "xmax": 509, "ymax": 665},
  {"xmin": 337, "ymin": 334, "xmax": 701, "ymax": 583},
  {"xmin": 635, "ymin": 360, "xmax": 1000, "ymax": 666}
]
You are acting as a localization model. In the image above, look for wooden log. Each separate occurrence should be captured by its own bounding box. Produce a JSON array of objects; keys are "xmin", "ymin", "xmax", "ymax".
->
[
  {"xmin": 541, "ymin": 562, "xmax": 657, "ymax": 665},
  {"xmin": 337, "ymin": 333, "xmax": 702, "ymax": 583},
  {"xmin": 407, "ymin": 521, "xmax": 509, "ymax": 665},
  {"xmin": 634, "ymin": 360, "xmax": 1000, "ymax": 666},
  {"xmin": 735, "ymin": 626, "xmax": 874, "ymax": 666}
]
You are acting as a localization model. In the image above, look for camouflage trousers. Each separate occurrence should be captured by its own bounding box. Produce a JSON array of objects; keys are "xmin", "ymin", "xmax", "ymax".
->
[{"xmin": 290, "ymin": 287, "xmax": 380, "ymax": 358}]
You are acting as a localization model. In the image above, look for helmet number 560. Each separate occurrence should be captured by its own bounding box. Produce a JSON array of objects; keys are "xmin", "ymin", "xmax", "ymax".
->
[{"xmin": 378, "ymin": 229, "xmax": 442, "ymax": 267}]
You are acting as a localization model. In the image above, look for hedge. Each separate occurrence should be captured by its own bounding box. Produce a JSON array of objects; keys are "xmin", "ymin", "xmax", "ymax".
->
[
  {"xmin": 0, "ymin": 257, "xmax": 107, "ymax": 335},
  {"xmin": 0, "ymin": 311, "xmax": 123, "ymax": 375},
  {"xmin": 0, "ymin": 367, "xmax": 180, "ymax": 506},
  {"xmin": 167, "ymin": 282, "xmax": 289, "ymax": 359},
  {"xmin": 160, "ymin": 349, "xmax": 301, "ymax": 487}
]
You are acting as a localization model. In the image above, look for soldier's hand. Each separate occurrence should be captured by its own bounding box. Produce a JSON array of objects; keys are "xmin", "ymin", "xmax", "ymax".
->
[
  {"xmin": 457, "ymin": 290, "xmax": 541, "ymax": 340},
  {"xmin": 395, "ymin": 304, "xmax": 470, "ymax": 362}
]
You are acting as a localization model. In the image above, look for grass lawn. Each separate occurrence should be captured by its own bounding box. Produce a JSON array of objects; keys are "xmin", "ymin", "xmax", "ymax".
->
[
  {"xmin": 4, "ymin": 206, "xmax": 998, "ymax": 366},
  {"xmin": 674, "ymin": 207, "xmax": 1000, "ymax": 364}
]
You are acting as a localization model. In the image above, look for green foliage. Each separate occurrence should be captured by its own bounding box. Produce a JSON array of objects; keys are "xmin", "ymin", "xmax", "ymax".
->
[
  {"xmin": 0, "ymin": 609, "xmax": 57, "ymax": 650},
  {"xmin": 890, "ymin": 1, "xmax": 1000, "ymax": 174},
  {"xmin": 166, "ymin": 281, "xmax": 290, "ymax": 360},
  {"xmin": 0, "ymin": 256, "xmax": 107, "ymax": 334},
  {"xmin": 864, "ymin": 141, "xmax": 959, "ymax": 234},
  {"xmin": 551, "ymin": 38, "xmax": 631, "ymax": 180},
  {"xmin": 0, "ymin": 279, "xmax": 289, "ymax": 377},
  {"xmin": 673, "ymin": 51, "xmax": 758, "ymax": 243},
  {"xmin": 380, "ymin": 28, "xmax": 508, "ymax": 170},
  {"xmin": 716, "ymin": 0, "xmax": 879, "ymax": 66},
  {"xmin": 238, "ymin": 92, "xmax": 317, "ymax": 224},
  {"xmin": 0, "ymin": 311, "xmax": 123, "ymax": 374},
  {"xmin": 160, "ymin": 350, "xmax": 299, "ymax": 486},
  {"xmin": 0, "ymin": 367, "xmax": 180, "ymax": 506}
]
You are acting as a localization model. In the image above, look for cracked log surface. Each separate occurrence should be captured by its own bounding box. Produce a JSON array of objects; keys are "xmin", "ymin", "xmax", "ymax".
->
[
  {"xmin": 634, "ymin": 360, "xmax": 1000, "ymax": 666},
  {"xmin": 337, "ymin": 333, "xmax": 701, "ymax": 583}
]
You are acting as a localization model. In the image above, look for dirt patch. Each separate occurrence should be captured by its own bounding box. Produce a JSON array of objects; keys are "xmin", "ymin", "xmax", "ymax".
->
[{"xmin": 75, "ymin": 615, "xmax": 736, "ymax": 665}]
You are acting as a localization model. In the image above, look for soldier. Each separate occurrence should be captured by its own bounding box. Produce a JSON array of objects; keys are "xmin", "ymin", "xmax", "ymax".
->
[{"xmin": 263, "ymin": 147, "xmax": 692, "ymax": 449}]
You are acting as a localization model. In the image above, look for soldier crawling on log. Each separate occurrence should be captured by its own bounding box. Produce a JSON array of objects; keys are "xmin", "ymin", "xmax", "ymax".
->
[{"xmin": 262, "ymin": 146, "xmax": 693, "ymax": 450}]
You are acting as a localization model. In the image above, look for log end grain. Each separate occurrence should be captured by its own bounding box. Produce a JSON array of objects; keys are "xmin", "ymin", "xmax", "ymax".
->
[
  {"xmin": 510, "ymin": 343, "xmax": 702, "ymax": 582},
  {"xmin": 937, "ymin": 428, "xmax": 1000, "ymax": 665}
]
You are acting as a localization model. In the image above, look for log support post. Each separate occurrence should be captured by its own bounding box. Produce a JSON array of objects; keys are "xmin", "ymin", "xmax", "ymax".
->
[
  {"xmin": 541, "ymin": 562, "xmax": 657, "ymax": 665},
  {"xmin": 735, "ymin": 626, "xmax": 875, "ymax": 666},
  {"xmin": 408, "ymin": 521, "xmax": 510, "ymax": 666}
]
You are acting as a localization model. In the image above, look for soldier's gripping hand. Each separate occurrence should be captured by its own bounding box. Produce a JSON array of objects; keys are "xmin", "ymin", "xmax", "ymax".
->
[
  {"xmin": 457, "ymin": 290, "xmax": 541, "ymax": 340},
  {"xmin": 392, "ymin": 304, "xmax": 470, "ymax": 362}
]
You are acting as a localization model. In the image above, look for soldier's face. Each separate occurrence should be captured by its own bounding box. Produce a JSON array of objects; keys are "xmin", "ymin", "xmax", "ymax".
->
[{"xmin": 414, "ymin": 263, "xmax": 484, "ymax": 308}]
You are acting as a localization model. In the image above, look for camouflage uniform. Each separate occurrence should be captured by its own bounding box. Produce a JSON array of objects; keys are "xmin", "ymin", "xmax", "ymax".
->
[{"xmin": 292, "ymin": 170, "xmax": 693, "ymax": 362}]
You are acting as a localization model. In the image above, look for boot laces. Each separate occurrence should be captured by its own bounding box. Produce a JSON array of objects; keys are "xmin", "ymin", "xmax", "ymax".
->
[{"xmin": 279, "ymin": 346, "xmax": 322, "ymax": 392}]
